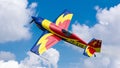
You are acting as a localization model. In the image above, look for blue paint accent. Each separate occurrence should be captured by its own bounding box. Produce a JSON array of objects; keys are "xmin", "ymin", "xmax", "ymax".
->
[
  {"xmin": 83, "ymin": 46, "xmax": 90, "ymax": 57},
  {"xmin": 63, "ymin": 9, "xmax": 72, "ymax": 17},
  {"xmin": 38, "ymin": 17, "xmax": 44, "ymax": 24},
  {"xmin": 30, "ymin": 44, "xmax": 39, "ymax": 55},
  {"xmin": 83, "ymin": 51, "xmax": 90, "ymax": 57},
  {"xmin": 32, "ymin": 16, "xmax": 44, "ymax": 25},
  {"xmin": 83, "ymin": 52, "xmax": 89, "ymax": 57},
  {"xmin": 32, "ymin": 16, "xmax": 45, "ymax": 30},
  {"xmin": 30, "ymin": 30, "xmax": 48, "ymax": 55}
]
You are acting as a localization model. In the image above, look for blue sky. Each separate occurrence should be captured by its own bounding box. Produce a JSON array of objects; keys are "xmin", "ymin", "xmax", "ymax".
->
[{"xmin": 0, "ymin": 0, "xmax": 120, "ymax": 68}]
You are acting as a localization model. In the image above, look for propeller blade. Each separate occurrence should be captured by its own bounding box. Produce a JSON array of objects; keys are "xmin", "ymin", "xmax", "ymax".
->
[{"xmin": 29, "ymin": 20, "xmax": 34, "ymax": 24}]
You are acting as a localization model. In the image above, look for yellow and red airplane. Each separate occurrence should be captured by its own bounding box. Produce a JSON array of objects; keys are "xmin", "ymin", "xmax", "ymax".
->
[{"xmin": 30, "ymin": 10, "xmax": 102, "ymax": 57}]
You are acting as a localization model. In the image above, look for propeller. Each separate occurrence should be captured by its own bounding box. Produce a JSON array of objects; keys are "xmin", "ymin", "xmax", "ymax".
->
[
  {"xmin": 29, "ymin": 19, "xmax": 34, "ymax": 24},
  {"xmin": 29, "ymin": 11, "xmax": 39, "ymax": 24}
]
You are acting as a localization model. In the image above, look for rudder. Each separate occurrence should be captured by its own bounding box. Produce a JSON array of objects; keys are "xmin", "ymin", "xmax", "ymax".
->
[{"xmin": 88, "ymin": 38, "xmax": 102, "ymax": 52}]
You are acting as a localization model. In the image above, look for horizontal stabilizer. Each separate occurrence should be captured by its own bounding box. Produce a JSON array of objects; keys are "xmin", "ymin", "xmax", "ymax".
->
[{"xmin": 83, "ymin": 46, "xmax": 95, "ymax": 57}]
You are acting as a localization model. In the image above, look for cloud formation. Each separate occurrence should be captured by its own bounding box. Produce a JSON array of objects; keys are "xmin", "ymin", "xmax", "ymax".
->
[
  {"xmin": 0, "ymin": 48, "xmax": 60, "ymax": 68},
  {"xmin": 0, "ymin": 0, "xmax": 36, "ymax": 43},
  {"xmin": 0, "ymin": 0, "xmax": 60, "ymax": 68},
  {"xmin": 0, "ymin": 51, "xmax": 16, "ymax": 61},
  {"xmin": 71, "ymin": 4, "xmax": 120, "ymax": 68},
  {"xmin": 42, "ymin": 48, "xmax": 60, "ymax": 68}
]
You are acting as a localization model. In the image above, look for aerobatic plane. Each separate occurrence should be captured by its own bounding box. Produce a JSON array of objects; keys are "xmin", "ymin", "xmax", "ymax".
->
[{"xmin": 30, "ymin": 10, "xmax": 102, "ymax": 57}]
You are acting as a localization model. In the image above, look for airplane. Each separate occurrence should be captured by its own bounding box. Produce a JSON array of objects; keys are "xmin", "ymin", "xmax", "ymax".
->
[{"xmin": 30, "ymin": 10, "xmax": 102, "ymax": 57}]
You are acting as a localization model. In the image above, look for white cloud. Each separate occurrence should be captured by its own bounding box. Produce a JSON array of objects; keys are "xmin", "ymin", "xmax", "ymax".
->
[
  {"xmin": 0, "ymin": 60, "xmax": 19, "ymax": 68},
  {"xmin": 0, "ymin": 0, "xmax": 37, "ymax": 43},
  {"xmin": 71, "ymin": 4, "xmax": 120, "ymax": 68},
  {"xmin": 0, "ymin": 51, "xmax": 16, "ymax": 61},
  {"xmin": 19, "ymin": 52, "xmax": 43, "ymax": 68},
  {"xmin": 42, "ymin": 48, "xmax": 60, "ymax": 68},
  {"xmin": 95, "ymin": 4, "xmax": 120, "ymax": 45},
  {"xmin": 0, "ymin": 48, "xmax": 60, "ymax": 68},
  {"xmin": 29, "ymin": 2, "xmax": 38, "ymax": 9},
  {"xmin": 0, "ymin": 0, "xmax": 60, "ymax": 68},
  {"xmin": 20, "ymin": 48, "xmax": 60, "ymax": 68}
]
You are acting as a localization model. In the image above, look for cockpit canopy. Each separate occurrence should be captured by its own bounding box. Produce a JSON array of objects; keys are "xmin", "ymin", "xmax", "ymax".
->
[{"xmin": 62, "ymin": 29, "xmax": 72, "ymax": 37}]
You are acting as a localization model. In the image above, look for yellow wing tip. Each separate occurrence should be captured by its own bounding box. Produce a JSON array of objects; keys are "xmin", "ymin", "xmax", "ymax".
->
[{"xmin": 39, "ymin": 47, "xmax": 47, "ymax": 55}]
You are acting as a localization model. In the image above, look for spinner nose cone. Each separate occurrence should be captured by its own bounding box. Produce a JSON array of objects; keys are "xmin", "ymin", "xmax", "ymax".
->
[
  {"xmin": 29, "ymin": 16, "xmax": 37, "ymax": 24},
  {"xmin": 31, "ymin": 16, "xmax": 37, "ymax": 20},
  {"xmin": 31, "ymin": 16, "xmax": 44, "ymax": 25},
  {"xmin": 31, "ymin": 16, "xmax": 44, "ymax": 22}
]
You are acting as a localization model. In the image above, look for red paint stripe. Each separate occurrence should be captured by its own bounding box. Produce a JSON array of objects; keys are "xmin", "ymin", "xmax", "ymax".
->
[
  {"xmin": 88, "ymin": 47, "xmax": 95, "ymax": 54},
  {"xmin": 45, "ymin": 34, "xmax": 61, "ymax": 49}
]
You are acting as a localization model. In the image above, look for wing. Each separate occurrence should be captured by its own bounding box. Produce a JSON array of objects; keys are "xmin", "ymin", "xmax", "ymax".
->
[
  {"xmin": 55, "ymin": 10, "xmax": 73, "ymax": 30},
  {"xmin": 31, "ymin": 33, "xmax": 61, "ymax": 55}
]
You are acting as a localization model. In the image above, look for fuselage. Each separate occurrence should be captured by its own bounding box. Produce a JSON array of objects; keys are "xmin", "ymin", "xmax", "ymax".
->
[
  {"xmin": 30, "ymin": 10, "xmax": 102, "ymax": 57},
  {"xmin": 33, "ymin": 17, "xmax": 88, "ymax": 49}
]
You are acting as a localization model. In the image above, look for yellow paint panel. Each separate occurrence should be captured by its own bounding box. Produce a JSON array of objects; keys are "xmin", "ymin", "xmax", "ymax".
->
[
  {"xmin": 56, "ymin": 13, "xmax": 73, "ymax": 28},
  {"xmin": 37, "ymin": 33, "xmax": 53, "ymax": 54},
  {"xmin": 94, "ymin": 48, "xmax": 101, "ymax": 52},
  {"xmin": 42, "ymin": 19, "xmax": 52, "ymax": 31},
  {"xmin": 85, "ymin": 46, "xmax": 94, "ymax": 57},
  {"xmin": 86, "ymin": 49, "xmax": 93, "ymax": 57}
]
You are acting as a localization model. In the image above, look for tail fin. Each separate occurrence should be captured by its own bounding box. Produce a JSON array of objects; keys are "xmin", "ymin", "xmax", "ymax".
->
[
  {"xmin": 83, "ymin": 38, "xmax": 102, "ymax": 57},
  {"xmin": 88, "ymin": 38, "xmax": 102, "ymax": 52}
]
